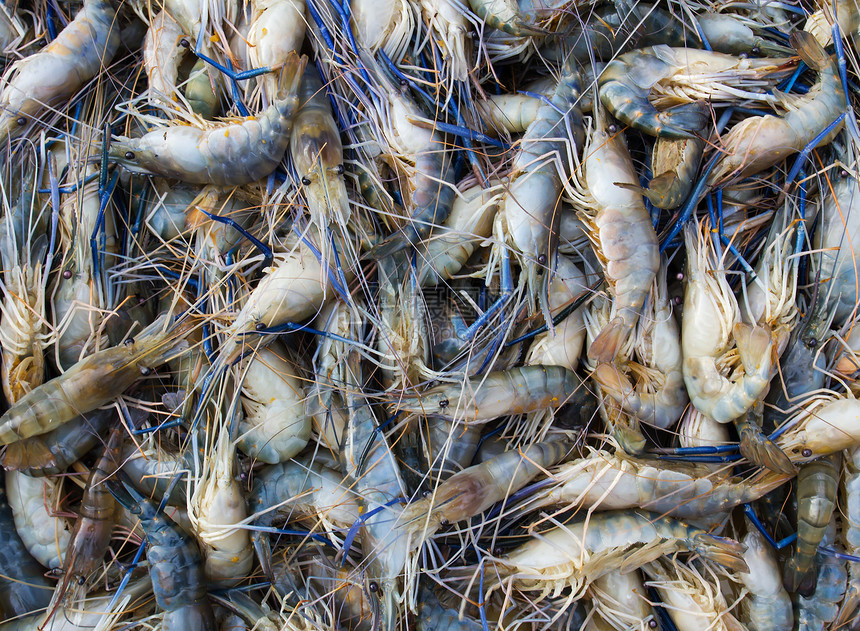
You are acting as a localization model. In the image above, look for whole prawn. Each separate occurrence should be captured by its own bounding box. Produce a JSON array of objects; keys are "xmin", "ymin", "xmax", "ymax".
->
[
  {"xmin": 110, "ymin": 53, "xmax": 306, "ymax": 186},
  {"xmin": 572, "ymin": 109, "xmax": 659, "ymax": 364},
  {"xmin": 0, "ymin": 0, "xmax": 120, "ymax": 142}
]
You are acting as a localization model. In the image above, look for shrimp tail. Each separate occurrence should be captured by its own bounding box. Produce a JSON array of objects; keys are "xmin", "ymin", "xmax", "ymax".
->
[
  {"xmin": 657, "ymin": 102, "xmax": 709, "ymax": 138},
  {"xmin": 737, "ymin": 414, "xmax": 795, "ymax": 475},
  {"xmin": 790, "ymin": 30, "xmax": 830, "ymax": 72},
  {"xmin": 732, "ymin": 323, "xmax": 772, "ymax": 374},
  {"xmin": 643, "ymin": 172, "xmax": 677, "ymax": 205},
  {"xmin": 274, "ymin": 52, "xmax": 307, "ymax": 102},
  {"xmin": 783, "ymin": 558, "xmax": 816, "ymax": 595},
  {"xmin": 691, "ymin": 533, "xmax": 749, "ymax": 573},
  {"xmin": 589, "ymin": 317, "xmax": 631, "ymax": 364}
]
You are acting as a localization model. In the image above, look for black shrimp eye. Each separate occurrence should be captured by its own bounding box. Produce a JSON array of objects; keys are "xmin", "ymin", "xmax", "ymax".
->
[
  {"xmin": 124, "ymin": 338, "xmax": 135, "ymax": 346},
  {"xmin": 256, "ymin": 322, "xmax": 267, "ymax": 331},
  {"xmin": 62, "ymin": 269, "xmax": 72, "ymax": 279},
  {"xmin": 15, "ymin": 117, "xmax": 25, "ymax": 126},
  {"xmin": 439, "ymin": 517, "xmax": 450, "ymax": 527},
  {"xmin": 335, "ymin": 164, "xmax": 344, "ymax": 175},
  {"xmin": 124, "ymin": 151, "xmax": 135, "ymax": 160},
  {"xmin": 751, "ymin": 46, "xmax": 761, "ymax": 55},
  {"xmin": 804, "ymin": 337, "xmax": 817, "ymax": 349},
  {"xmin": 301, "ymin": 176, "xmax": 311, "ymax": 186},
  {"xmin": 537, "ymin": 254, "xmax": 547, "ymax": 265},
  {"xmin": 180, "ymin": 38, "xmax": 190, "ymax": 48},
  {"xmin": 842, "ymin": 170, "xmax": 850, "ymax": 179},
  {"xmin": 608, "ymin": 124, "xmax": 617, "ymax": 133},
  {"xmin": 802, "ymin": 448, "xmax": 813, "ymax": 457},
  {"xmin": 438, "ymin": 398, "xmax": 449, "ymax": 408},
  {"xmin": 369, "ymin": 581, "xmax": 379, "ymax": 593}
]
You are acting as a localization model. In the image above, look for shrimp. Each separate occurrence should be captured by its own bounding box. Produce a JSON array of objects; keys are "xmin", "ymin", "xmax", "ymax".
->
[
  {"xmin": 0, "ymin": 313, "xmax": 192, "ymax": 445},
  {"xmin": 2, "ymin": 410, "xmax": 113, "ymax": 478},
  {"xmin": 249, "ymin": 458, "xmax": 361, "ymax": 575},
  {"xmin": 0, "ymin": 0, "xmax": 120, "ymax": 142},
  {"xmin": 476, "ymin": 93, "xmax": 543, "ymax": 135},
  {"xmin": 0, "ymin": 477, "xmax": 52, "ymax": 619},
  {"xmin": 814, "ymin": 164, "xmax": 860, "ymax": 328},
  {"xmin": 109, "ymin": 53, "xmax": 306, "ymax": 186},
  {"xmin": 592, "ymin": 259, "xmax": 688, "ymax": 430},
  {"xmin": 467, "ymin": 0, "xmax": 546, "ymax": 36},
  {"xmin": 290, "ymin": 68, "xmax": 350, "ymax": 237},
  {"xmin": 245, "ymin": 0, "xmax": 306, "ymax": 100},
  {"xmin": 589, "ymin": 570, "xmax": 657, "ymax": 631},
  {"xmin": 143, "ymin": 11, "xmax": 188, "ymax": 106},
  {"xmin": 738, "ymin": 527, "xmax": 792, "ymax": 631},
  {"xmin": 707, "ymin": 31, "xmax": 845, "ymax": 186},
  {"xmin": 349, "ymin": 0, "xmax": 415, "ymax": 62},
  {"xmin": 698, "ymin": 12, "xmax": 794, "ymax": 56},
  {"xmin": 784, "ymin": 455, "xmax": 839, "ymax": 594},
  {"xmin": 237, "ymin": 344, "xmax": 311, "ymax": 465},
  {"xmin": 47, "ymin": 427, "xmax": 123, "ymax": 614},
  {"xmin": 366, "ymin": 71, "xmax": 457, "ymax": 258},
  {"xmin": 525, "ymin": 253, "xmax": 589, "ymax": 371},
  {"xmin": 774, "ymin": 395, "xmax": 860, "ymax": 460},
  {"xmin": 477, "ymin": 510, "xmax": 747, "ymax": 602},
  {"xmin": 108, "ymin": 481, "xmax": 216, "ymax": 630},
  {"xmin": 643, "ymin": 136, "xmax": 705, "ymax": 209},
  {"xmin": 681, "ymin": 220, "xmax": 775, "ymax": 424},
  {"xmin": 528, "ymin": 447, "xmax": 789, "ymax": 524},
  {"xmin": 572, "ymin": 110, "xmax": 659, "ymax": 364},
  {"xmin": 495, "ymin": 63, "xmax": 584, "ymax": 325},
  {"xmin": 5, "ymin": 470, "xmax": 70, "ymax": 570},
  {"xmin": 804, "ymin": 0, "xmax": 860, "ymax": 46},
  {"xmin": 836, "ymin": 446, "xmax": 860, "ymax": 629},
  {"xmin": 121, "ymin": 441, "xmax": 191, "ymax": 507},
  {"xmin": 398, "ymin": 440, "xmax": 571, "ymax": 543},
  {"xmin": 0, "ymin": 159, "xmax": 50, "ymax": 402},
  {"xmin": 394, "ymin": 365, "xmax": 581, "ymax": 423},
  {"xmin": 189, "ymin": 432, "xmax": 254, "ymax": 587},
  {"xmin": 418, "ymin": 0, "xmax": 470, "ymax": 81},
  {"xmin": 417, "ymin": 585, "xmax": 483, "ymax": 631},
  {"xmin": 642, "ymin": 557, "xmax": 745, "ymax": 631},
  {"xmin": 793, "ymin": 516, "xmax": 847, "ymax": 630}
]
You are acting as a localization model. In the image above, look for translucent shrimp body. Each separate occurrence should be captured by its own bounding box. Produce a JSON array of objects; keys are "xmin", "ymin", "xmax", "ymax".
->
[
  {"xmin": 5, "ymin": 470, "xmax": 70, "ymax": 570},
  {"xmin": 0, "ymin": 0, "xmax": 120, "ymax": 142}
]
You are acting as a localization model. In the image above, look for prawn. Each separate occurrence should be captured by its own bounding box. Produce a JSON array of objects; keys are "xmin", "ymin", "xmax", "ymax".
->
[
  {"xmin": 142, "ymin": 11, "xmax": 188, "ymax": 107},
  {"xmin": 5, "ymin": 469, "xmax": 70, "ymax": 570},
  {"xmin": 643, "ymin": 136, "xmax": 705, "ymax": 210},
  {"xmin": 737, "ymin": 526, "xmax": 792, "ymax": 631},
  {"xmin": 110, "ymin": 53, "xmax": 306, "ymax": 186},
  {"xmin": 0, "ymin": 0, "xmax": 120, "ymax": 142},
  {"xmin": 774, "ymin": 394, "xmax": 860, "ymax": 460},
  {"xmin": 707, "ymin": 31, "xmax": 845, "ymax": 186},
  {"xmin": 476, "ymin": 510, "xmax": 747, "ymax": 602},
  {"xmin": 0, "ymin": 313, "xmax": 193, "ymax": 445},
  {"xmin": 572, "ymin": 109, "xmax": 659, "ymax": 364},
  {"xmin": 245, "ymin": 0, "xmax": 307, "ymax": 101}
]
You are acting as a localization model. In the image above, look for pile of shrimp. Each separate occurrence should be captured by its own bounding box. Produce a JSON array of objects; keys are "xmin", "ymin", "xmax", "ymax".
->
[{"xmin": 3, "ymin": 0, "xmax": 860, "ymax": 629}]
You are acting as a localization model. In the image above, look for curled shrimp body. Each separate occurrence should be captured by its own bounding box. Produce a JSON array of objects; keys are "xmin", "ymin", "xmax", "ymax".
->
[
  {"xmin": 707, "ymin": 31, "xmax": 844, "ymax": 186},
  {"xmin": 483, "ymin": 510, "xmax": 747, "ymax": 601},
  {"xmin": 143, "ymin": 11, "xmax": 188, "ymax": 106},
  {"xmin": 110, "ymin": 53, "xmax": 306, "ymax": 186},
  {"xmin": 530, "ymin": 448, "xmax": 788, "ymax": 522},
  {"xmin": 246, "ymin": 0, "xmax": 307, "ymax": 100},
  {"xmin": 2, "ymin": 409, "xmax": 112, "ymax": 477},
  {"xmin": 0, "ymin": 0, "xmax": 120, "ymax": 142},
  {"xmin": 681, "ymin": 221, "xmax": 775, "ymax": 424},
  {"xmin": 476, "ymin": 94, "xmax": 543, "ymax": 135},
  {"xmin": 398, "ymin": 440, "xmax": 571, "ymax": 543},
  {"xmin": 5, "ymin": 470, "xmax": 70, "ymax": 570},
  {"xmin": 738, "ymin": 527, "xmax": 792, "ymax": 631},
  {"xmin": 237, "ymin": 344, "xmax": 311, "ymax": 465},
  {"xmin": 395, "ymin": 365, "xmax": 581, "ymax": 423},
  {"xmin": 0, "ymin": 315, "xmax": 191, "ymax": 445},
  {"xmin": 109, "ymin": 483, "xmax": 216, "ymax": 631},
  {"xmin": 498, "ymin": 64, "xmax": 584, "ymax": 323},
  {"xmin": 784, "ymin": 455, "xmax": 839, "ymax": 594},
  {"xmin": 573, "ymin": 111, "xmax": 659, "ymax": 364},
  {"xmin": 0, "ymin": 477, "xmax": 52, "ymax": 618}
]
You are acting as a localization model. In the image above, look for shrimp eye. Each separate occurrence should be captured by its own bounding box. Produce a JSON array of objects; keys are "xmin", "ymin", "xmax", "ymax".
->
[
  {"xmin": 256, "ymin": 323, "xmax": 267, "ymax": 331},
  {"xmin": 124, "ymin": 338, "xmax": 135, "ymax": 346},
  {"xmin": 804, "ymin": 336, "xmax": 817, "ymax": 349},
  {"xmin": 301, "ymin": 176, "xmax": 311, "ymax": 186},
  {"xmin": 180, "ymin": 38, "xmax": 190, "ymax": 48},
  {"xmin": 369, "ymin": 581, "xmax": 379, "ymax": 593},
  {"xmin": 751, "ymin": 46, "xmax": 761, "ymax": 55},
  {"xmin": 139, "ymin": 366, "xmax": 152, "ymax": 376},
  {"xmin": 335, "ymin": 164, "xmax": 344, "ymax": 175},
  {"xmin": 77, "ymin": 576, "xmax": 86, "ymax": 586},
  {"xmin": 841, "ymin": 170, "xmax": 850, "ymax": 179},
  {"xmin": 438, "ymin": 398, "xmax": 449, "ymax": 408},
  {"xmin": 439, "ymin": 518, "xmax": 450, "ymax": 527},
  {"xmin": 537, "ymin": 254, "xmax": 547, "ymax": 265},
  {"xmin": 802, "ymin": 448, "xmax": 812, "ymax": 457},
  {"xmin": 648, "ymin": 621, "xmax": 657, "ymax": 629},
  {"xmin": 608, "ymin": 124, "xmax": 617, "ymax": 133},
  {"xmin": 62, "ymin": 270, "xmax": 72, "ymax": 279},
  {"xmin": 124, "ymin": 151, "xmax": 135, "ymax": 160},
  {"xmin": 15, "ymin": 117, "xmax": 25, "ymax": 126}
]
